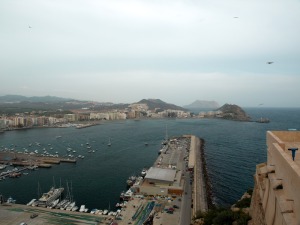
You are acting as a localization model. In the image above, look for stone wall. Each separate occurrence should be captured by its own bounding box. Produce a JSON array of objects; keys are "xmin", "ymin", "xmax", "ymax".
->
[{"xmin": 249, "ymin": 173, "xmax": 266, "ymax": 225}]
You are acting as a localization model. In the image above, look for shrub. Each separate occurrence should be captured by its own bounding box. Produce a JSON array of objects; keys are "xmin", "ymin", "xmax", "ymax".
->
[
  {"xmin": 201, "ymin": 207, "xmax": 251, "ymax": 225},
  {"xmin": 247, "ymin": 188, "xmax": 253, "ymax": 195},
  {"xmin": 212, "ymin": 210, "xmax": 234, "ymax": 225},
  {"xmin": 235, "ymin": 197, "xmax": 251, "ymax": 208},
  {"xmin": 235, "ymin": 212, "xmax": 252, "ymax": 225}
]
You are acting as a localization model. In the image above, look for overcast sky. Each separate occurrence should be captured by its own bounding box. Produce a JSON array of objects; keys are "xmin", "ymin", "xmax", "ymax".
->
[{"xmin": 1, "ymin": 0, "xmax": 300, "ymax": 107}]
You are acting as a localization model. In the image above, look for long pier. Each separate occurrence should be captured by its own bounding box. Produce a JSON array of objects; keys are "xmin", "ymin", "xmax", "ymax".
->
[{"xmin": 191, "ymin": 136, "xmax": 208, "ymax": 214}]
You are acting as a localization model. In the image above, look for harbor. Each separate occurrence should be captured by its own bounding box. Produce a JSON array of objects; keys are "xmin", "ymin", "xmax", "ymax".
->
[
  {"xmin": 0, "ymin": 151, "xmax": 76, "ymax": 181},
  {"xmin": 0, "ymin": 134, "xmax": 209, "ymax": 225}
]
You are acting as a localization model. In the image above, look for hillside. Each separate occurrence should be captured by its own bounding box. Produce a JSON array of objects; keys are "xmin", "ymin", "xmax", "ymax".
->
[
  {"xmin": 184, "ymin": 100, "xmax": 219, "ymax": 109},
  {"xmin": 0, "ymin": 95, "xmax": 186, "ymax": 114},
  {"xmin": 0, "ymin": 95, "xmax": 117, "ymax": 114},
  {"xmin": 217, "ymin": 104, "xmax": 251, "ymax": 121},
  {"xmin": 137, "ymin": 99, "xmax": 186, "ymax": 111},
  {"xmin": 0, "ymin": 95, "xmax": 74, "ymax": 103}
]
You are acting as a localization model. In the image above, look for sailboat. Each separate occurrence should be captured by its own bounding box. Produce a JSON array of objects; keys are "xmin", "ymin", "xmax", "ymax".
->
[
  {"xmin": 161, "ymin": 125, "xmax": 168, "ymax": 145},
  {"xmin": 107, "ymin": 137, "xmax": 111, "ymax": 147}
]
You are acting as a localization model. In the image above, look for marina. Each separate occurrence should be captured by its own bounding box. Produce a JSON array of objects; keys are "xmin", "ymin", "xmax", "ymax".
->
[{"xmin": 1, "ymin": 134, "xmax": 203, "ymax": 225}]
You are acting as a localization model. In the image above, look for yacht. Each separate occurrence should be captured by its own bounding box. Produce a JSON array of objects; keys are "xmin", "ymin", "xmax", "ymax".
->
[{"xmin": 39, "ymin": 187, "xmax": 64, "ymax": 206}]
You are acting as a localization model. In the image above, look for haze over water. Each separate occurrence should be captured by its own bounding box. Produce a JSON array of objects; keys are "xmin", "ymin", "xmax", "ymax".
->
[{"xmin": 0, "ymin": 107, "xmax": 299, "ymax": 210}]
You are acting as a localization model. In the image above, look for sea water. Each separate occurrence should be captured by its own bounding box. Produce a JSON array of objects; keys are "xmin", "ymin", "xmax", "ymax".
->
[{"xmin": 0, "ymin": 107, "xmax": 299, "ymax": 209}]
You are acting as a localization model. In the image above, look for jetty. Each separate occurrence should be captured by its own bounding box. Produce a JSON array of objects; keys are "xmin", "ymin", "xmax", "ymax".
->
[{"xmin": 0, "ymin": 152, "xmax": 76, "ymax": 169}]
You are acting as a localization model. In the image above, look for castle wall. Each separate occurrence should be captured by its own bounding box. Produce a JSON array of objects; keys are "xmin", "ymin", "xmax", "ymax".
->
[{"xmin": 250, "ymin": 131, "xmax": 300, "ymax": 225}]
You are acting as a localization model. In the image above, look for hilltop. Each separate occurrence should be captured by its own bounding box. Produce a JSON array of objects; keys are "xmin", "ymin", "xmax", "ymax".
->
[
  {"xmin": 0, "ymin": 95, "xmax": 115, "ymax": 114},
  {"xmin": 137, "ymin": 99, "xmax": 186, "ymax": 111},
  {"xmin": 184, "ymin": 100, "xmax": 219, "ymax": 109},
  {"xmin": 217, "ymin": 104, "xmax": 251, "ymax": 121},
  {"xmin": 0, "ymin": 95, "xmax": 186, "ymax": 114},
  {"xmin": 0, "ymin": 95, "xmax": 74, "ymax": 103}
]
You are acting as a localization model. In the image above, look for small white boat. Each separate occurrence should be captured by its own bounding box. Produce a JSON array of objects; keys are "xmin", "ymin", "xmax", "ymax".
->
[
  {"xmin": 27, "ymin": 199, "xmax": 36, "ymax": 206},
  {"xmin": 90, "ymin": 208, "xmax": 97, "ymax": 214},
  {"xmin": 71, "ymin": 205, "xmax": 78, "ymax": 211},
  {"xmin": 79, "ymin": 205, "xmax": 86, "ymax": 212},
  {"xmin": 7, "ymin": 197, "xmax": 16, "ymax": 204}
]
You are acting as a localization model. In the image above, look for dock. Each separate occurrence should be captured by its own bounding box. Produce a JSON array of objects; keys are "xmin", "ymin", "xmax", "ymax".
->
[
  {"xmin": 0, "ymin": 152, "xmax": 76, "ymax": 174},
  {"xmin": 0, "ymin": 151, "xmax": 77, "ymax": 180}
]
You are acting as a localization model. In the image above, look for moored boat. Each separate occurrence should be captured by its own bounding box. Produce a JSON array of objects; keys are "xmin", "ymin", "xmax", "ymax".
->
[
  {"xmin": 71, "ymin": 205, "xmax": 79, "ymax": 211},
  {"xmin": 39, "ymin": 187, "xmax": 64, "ymax": 207},
  {"xmin": 48, "ymin": 199, "xmax": 59, "ymax": 209},
  {"xmin": 79, "ymin": 205, "xmax": 86, "ymax": 212},
  {"xmin": 66, "ymin": 201, "xmax": 76, "ymax": 211},
  {"xmin": 27, "ymin": 199, "xmax": 36, "ymax": 206}
]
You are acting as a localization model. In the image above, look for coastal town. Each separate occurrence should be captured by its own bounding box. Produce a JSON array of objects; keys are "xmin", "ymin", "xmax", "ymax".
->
[
  {"xmin": 0, "ymin": 102, "xmax": 224, "ymax": 132},
  {"xmin": 0, "ymin": 98, "xmax": 255, "ymax": 132}
]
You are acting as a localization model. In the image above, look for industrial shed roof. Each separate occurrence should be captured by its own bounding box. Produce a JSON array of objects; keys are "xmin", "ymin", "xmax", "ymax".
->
[{"xmin": 145, "ymin": 167, "xmax": 176, "ymax": 182}]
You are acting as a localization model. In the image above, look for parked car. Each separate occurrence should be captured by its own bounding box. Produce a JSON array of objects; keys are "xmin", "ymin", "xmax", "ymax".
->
[{"xmin": 30, "ymin": 213, "xmax": 38, "ymax": 219}]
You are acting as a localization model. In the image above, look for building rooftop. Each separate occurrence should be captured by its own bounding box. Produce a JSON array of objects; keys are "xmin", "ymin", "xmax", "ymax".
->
[
  {"xmin": 268, "ymin": 131, "xmax": 300, "ymax": 167},
  {"xmin": 145, "ymin": 167, "xmax": 176, "ymax": 183}
]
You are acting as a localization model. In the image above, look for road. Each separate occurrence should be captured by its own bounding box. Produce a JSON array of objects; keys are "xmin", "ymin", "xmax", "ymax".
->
[{"xmin": 179, "ymin": 154, "xmax": 192, "ymax": 225}]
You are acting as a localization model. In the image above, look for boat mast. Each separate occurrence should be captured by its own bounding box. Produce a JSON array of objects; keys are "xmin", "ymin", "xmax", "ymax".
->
[
  {"xmin": 37, "ymin": 182, "xmax": 41, "ymax": 199},
  {"xmin": 165, "ymin": 125, "xmax": 168, "ymax": 141},
  {"xmin": 52, "ymin": 176, "xmax": 56, "ymax": 188},
  {"xmin": 108, "ymin": 137, "xmax": 111, "ymax": 146}
]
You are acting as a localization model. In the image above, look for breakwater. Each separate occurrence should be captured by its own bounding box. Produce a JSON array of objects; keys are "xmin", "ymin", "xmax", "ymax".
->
[{"xmin": 200, "ymin": 138, "xmax": 213, "ymax": 209}]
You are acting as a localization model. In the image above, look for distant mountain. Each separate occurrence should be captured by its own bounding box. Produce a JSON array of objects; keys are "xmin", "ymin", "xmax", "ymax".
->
[
  {"xmin": 217, "ymin": 103, "xmax": 251, "ymax": 121},
  {"xmin": 0, "ymin": 95, "xmax": 74, "ymax": 103},
  {"xmin": 184, "ymin": 100, "xmax": 220, "ymax": 109},
  {"xmin": 137, "ymin": 99, "xmax": 186, "ymax": 111}
]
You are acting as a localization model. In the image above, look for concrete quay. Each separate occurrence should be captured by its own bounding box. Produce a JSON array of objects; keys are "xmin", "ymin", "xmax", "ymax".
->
[
  {"xmin": 116, "ymin": 135, "xmax": 209, "ymax": 225},
  {"xmin": 0, "ymin": 203, "xmax": 107, "ymax": 225}
]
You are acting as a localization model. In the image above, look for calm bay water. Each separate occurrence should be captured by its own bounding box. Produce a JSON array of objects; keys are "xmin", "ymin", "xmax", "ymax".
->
[{"xmin": 0, "ymin": 107, "xmax": 299, "ymax": 209}]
